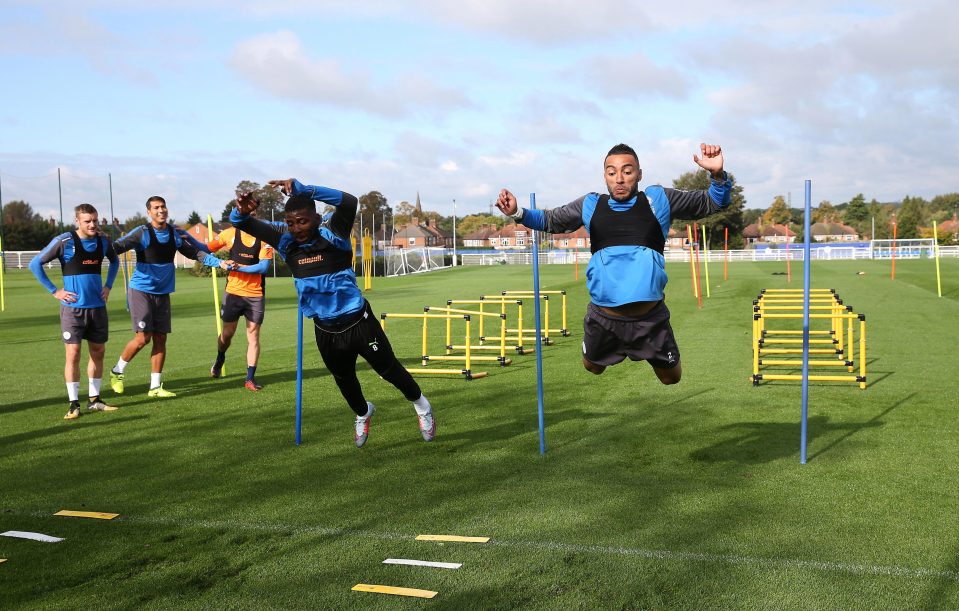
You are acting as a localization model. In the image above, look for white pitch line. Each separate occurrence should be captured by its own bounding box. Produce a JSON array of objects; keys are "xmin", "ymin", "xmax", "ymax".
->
[
  {"xmin": 383, "ymin": 558, "xmax": 462, "ymax": 569},
  {"xmin": 15, "ymin": 510, "xmax": 959, "ymax": 582}
]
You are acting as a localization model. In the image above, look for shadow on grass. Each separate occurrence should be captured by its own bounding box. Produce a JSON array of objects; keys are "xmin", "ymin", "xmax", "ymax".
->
[
  {"xmin": 689, "ymin": 393, "xmax": 910, "ymax": 464},
  {"xmin": 0, "ymin": 414, "xmax": 150, "ymax": 453}
]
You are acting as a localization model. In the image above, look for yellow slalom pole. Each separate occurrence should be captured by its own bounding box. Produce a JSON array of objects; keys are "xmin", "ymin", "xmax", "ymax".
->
[
  {"xmin": 701, "ymin": 224, "xmax": 711, "ymax": 298},
  {"xmin": 0, "ymin": 234, "xmax": 5, "ymax": 311},
  {"xmin": 207, "ymin": 215, "xmax": 225, "ymax": 376},
  {"xmin": 686, "ymin": 225, "xmax": 698, "ymax": 298},
  {"xmin": 933, "ymin": 220, "xmax": 942, "ymax": 297}
]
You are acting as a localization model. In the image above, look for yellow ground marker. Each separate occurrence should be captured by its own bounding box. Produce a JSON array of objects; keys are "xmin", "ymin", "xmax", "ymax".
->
[
  {"xmin": 352, "ymin": 584, "xmax": 438, "ymax": 599},
  {"xmin": 54, "ymin": 510, "xmax": 120, "ymax": 520},
  {"xmin": 416, "ymin": 534, "xmax": 490, "ymax": 543}
]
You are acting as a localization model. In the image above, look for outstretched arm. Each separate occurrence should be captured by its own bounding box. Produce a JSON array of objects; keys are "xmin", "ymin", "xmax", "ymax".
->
[
  {"xmin": 232, "ymin": 192, "xmax": 285, "ymax": 248},
  {"xmin": 268, "ymin": 178, "xmax": 358, "ymax": 240},
  {"xmin": 668, "ymin": 143, "xmax": 733, "ymax": 220},
  {"xmin": 496, "ymin": 188, "xmax": 585, "ymax": 234}
]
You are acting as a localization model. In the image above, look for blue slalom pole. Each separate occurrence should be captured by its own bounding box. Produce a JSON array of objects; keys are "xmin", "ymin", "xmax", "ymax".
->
[
  {"xmin": 530, "ymin": 193, "xmax": 546, "ymax": 455},
  {"xmin": 800, "ymin": 180, "xmax": 812, "ymax": 464},
  {"xmin": 295, "ymin": 304, "xmax": 304, "ymax": 445}
]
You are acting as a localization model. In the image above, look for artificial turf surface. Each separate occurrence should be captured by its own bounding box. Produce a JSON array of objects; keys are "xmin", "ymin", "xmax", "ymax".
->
[{"xmin": 1, "ymin": 257, "xmax": 958, "ymax": 609}]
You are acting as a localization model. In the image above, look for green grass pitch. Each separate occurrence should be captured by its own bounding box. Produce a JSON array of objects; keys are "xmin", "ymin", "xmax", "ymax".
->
[{"xmin": 1, "ymin": 257, "xmax": 958, "ymax": 608}]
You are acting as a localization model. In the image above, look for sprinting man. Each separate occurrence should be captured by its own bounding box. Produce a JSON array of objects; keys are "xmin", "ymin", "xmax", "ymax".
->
[
  {"xmin": 231, "ymin": 178, "xmax": 435, "ymax": 447},
  {"xmin": 496, "ymin": 143, "xmax": 733, "ymax": 384},
  {"xmin": 110, "ymin": 196, "xmax": 228, "ymax": 398},
  {"xmin": 30, "ymin": 204, "xmax": 120, "ymax": 419},
  {"xmin": 205, "ymin": 213, "xmax": 273, "ymax": 391}
]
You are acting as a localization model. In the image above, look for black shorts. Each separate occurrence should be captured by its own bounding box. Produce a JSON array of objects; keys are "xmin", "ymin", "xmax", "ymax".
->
[
  {"xmin": 582, "ymin": 301, "xmax": 680, "ymax": 369},
  {"xmin": 60, "ymin": 305, "xmax": 109, "ymax": 344},
  {"xmin": 221, "ymin": 293, "xmax": 265, "ymax": 325},
  {"xmin": 128, "ymin": 289, "xmax": 171, "ymax": 334},
  {"xmin": 312, "ymin": 302, "xmax": 399, "ymax": 372}
]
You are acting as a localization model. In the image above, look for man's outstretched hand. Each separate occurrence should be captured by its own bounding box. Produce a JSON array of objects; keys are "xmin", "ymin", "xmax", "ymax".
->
[
  {"xmin": 693, "ymin": 143, "xmax": 724, "ymax": 177},
  {"xmin": 267, "ymin": 178, "xmax": 295, "ymax": 196},
  {"xmin": 495, "ymin": 189, "xmax": 518, "ymax": 216},
  {"xmin": 235, "ymin": 191, "xmax": 260, "ymax": 216}
]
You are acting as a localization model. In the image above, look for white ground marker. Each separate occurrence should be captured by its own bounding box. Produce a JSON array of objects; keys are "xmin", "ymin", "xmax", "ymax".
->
[{"xmin": 383, "ymin": 558, "xmax": 462, "ymax": 569}]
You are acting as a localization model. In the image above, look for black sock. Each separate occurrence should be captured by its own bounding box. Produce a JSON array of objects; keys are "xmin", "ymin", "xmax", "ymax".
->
[
  {"xmin": 214, "ymin": 351, "xmax": 226, "ymax": 368},
  {"xmin": 88, "ymin": 395, "xmax": 100, "ymax": 404}
]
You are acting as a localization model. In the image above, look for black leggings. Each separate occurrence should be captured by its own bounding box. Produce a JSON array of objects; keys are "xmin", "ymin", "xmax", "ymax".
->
[{"xmin": 314, "ymin": 303, "xmax": 421, "ymax": 416}]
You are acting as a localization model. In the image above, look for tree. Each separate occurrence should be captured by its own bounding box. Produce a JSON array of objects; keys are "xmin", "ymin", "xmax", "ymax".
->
[
  {"xmin": 123, "ymin": 213, "xmax": 148, "ymax": 232},
  {"xmin": 393, "ymin": 201, "xmax": 415, "ymax": 226},
  {"xmin": 220, "ymin": 180, "xmax": 285, "ymax": 222},
  {"xmin": 0, "ymin": 200, "xmax": 60, "ymax": 250},
  {"xmin": 458, "ymin": 214, "xmax": 503, "ymax": 236},
  {"xmin": 842, "ymin": 194, "xmax": 869, "ymax": 235},
  {"xmin": 670, "ymin": 170, "xmax": 747, "ymax": 248},
  {"xmin": 813, "ymin": 201, "xmax": 841, "ymax": 223},
  {"xmin": 763, "ymin": 195, "xmax": 792, "ymax": 225},
  {"xmin": 186, "ymin": 210, "xmax": 201, "ymax": 226},
  {"xmin": 896, "ymin": 195, "xmax": 928, "ymax": 239},
  {"xmin": 356, "ymin": 191, "xmax": 392, "ymax": 237}
]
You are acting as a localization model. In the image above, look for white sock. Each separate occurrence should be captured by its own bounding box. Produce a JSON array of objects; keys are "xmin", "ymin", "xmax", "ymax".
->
[
  {"xmin": 412, "ymin": 394, "xmax": 432, "ymax": 416},
  {"xmin": 150, "ymin": 372, "xmax": 162, "ymax": 388},
  {"xmin": 66, "ymin": 382, "xmax": 80, "ymax": 402},
  {"xmin": 114, "ymin": 358, "xmax": 128, "ymax": 374},
  {"xmin": 89, "ymin": 378, "xmax": 101, "ymax": 398}
]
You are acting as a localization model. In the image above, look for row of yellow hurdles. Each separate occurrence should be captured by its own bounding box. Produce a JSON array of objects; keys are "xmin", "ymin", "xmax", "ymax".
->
[
  {"xmin": 751, "ymin": 288, "xmax": 867, "ymax": 389},
  {"xmin": 380, "ymin": 291, "xmax": 571, "ymax": 380}
]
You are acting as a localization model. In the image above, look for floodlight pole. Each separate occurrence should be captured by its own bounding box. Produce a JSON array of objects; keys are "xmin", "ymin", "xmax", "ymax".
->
[
  {"xmin": 57, "ymin": 167, "xmax": 64, "ymax": 232},
  {"xmin": 452, "ymin": 198, "xmax": 457, "ymax": 267},
  {"xmin": 531, "ymin": 193, "xmax": 546, "ymax": 455},
  {"xmin": 800, "ymin": 180, "xmax": 812, "ymax": 464}
]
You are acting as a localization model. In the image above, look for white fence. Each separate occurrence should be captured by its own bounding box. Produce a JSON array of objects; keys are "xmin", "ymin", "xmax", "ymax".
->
[
  {"xmin": 460, "ymin": 244, "xmax": 959, "ymax": 266},
  {"xmin": 6, "ymin": 244, "xmax": 958, "ymax": 271}
]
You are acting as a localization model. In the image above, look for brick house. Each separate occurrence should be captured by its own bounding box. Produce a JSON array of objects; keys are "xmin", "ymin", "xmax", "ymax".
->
[
  {"xmin": 743, "ymin": 223, "xmax": 796, "ymax": 245},
  {"xmin": 462, "ymin": 225, "xmax": 498, "ymax": 248},
  {"xmin": 392, "ymin": 218, "xmax": 453, "ymax": 248},
  {"xmin": 550, "ymin": 226, "xmax": 591, "ymax": 249},
  {"xmin": 810, "ymin": 222, "xmax": 859, "ymax": 242}
]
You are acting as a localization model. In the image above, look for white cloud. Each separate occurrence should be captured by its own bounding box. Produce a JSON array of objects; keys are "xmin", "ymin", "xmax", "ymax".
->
[{"xmin": 230, "ymin": 30, "xmax": 471, "ymax": 118}]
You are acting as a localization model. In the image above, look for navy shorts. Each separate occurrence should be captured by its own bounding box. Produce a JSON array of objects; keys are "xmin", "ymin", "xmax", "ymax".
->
[
  {"xmin": 60, "ymin": 305, "xmax": 109, "ymax": 344},
  {"xmin": 582, "ymin": 301, "xmax": 680, "ymax": 369},
  {"xmin": 221, "ymin": 293, "xmax": 265, "ymax": 325}
]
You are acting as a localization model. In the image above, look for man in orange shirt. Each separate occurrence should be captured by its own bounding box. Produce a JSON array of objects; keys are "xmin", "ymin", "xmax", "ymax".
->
[{"xmin": 206, "ymin": 214, "xmax": 274, "ymax": 391}]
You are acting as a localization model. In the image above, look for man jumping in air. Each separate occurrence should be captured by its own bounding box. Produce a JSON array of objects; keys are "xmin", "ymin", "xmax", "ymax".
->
[
  {"xmin": 231, "ymin": 178, "xmax": 435, "ymax": 447},
  {"xmin": 496, "ymin": 143, "xmax": 732, "ymax": 384}
]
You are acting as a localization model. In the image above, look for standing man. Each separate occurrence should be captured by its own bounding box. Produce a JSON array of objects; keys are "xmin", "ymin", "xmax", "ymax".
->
[
  {"xmin": 110, "ymin": 196, "xmax": 227, "ymax": 398},
  {"xmin": 496, "ymin": 143, "xmax": 733, "ymax": 384},
  {"xmin": 230, "ymin": 178, "xmax": 435, "ymax": 448},
  {"xmin": 30, "ymin": 204, "xmax": 120, "ymax": 419},
  {"xmin": 206, "ymin": 212, "xmax": 273, "ymax": 391}
]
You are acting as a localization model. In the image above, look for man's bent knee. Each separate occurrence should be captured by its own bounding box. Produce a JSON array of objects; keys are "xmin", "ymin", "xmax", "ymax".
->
[
  {"xmin": 582, "ymin": 357, "xmax": 606, "ymax": 375},
  {"xmin": 653, "ymin": 363, "xmax": 682, "ymax": 385}
]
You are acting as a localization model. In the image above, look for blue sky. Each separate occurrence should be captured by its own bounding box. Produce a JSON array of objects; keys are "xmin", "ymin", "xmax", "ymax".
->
[{"xmin": 1, "ymin": 1, "xmax": 956, "ymax": 224}]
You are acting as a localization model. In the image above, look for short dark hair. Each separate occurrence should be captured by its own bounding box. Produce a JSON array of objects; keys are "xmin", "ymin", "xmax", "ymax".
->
[
  {"xmin": 606, "ymin": 143, "xmax": 639, "ymax": 163},
  {"xmin": 145, "ymin": 196, "xmax": 166, "ymax": 210},
  {"xmin": 74, "ymin": 203, "xmax": 98, "ymax": 216},
  {"xmin": 284, "ymin": 193, "xmax": 316, "ymax": 214}
]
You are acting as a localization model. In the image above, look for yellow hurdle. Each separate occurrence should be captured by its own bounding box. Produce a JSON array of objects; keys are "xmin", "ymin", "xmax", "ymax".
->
[
  {"xmin": 424, "ymin": 306, "xmax": 511, "ymax": 366},
  {"xmin": 500, "ymin": 290, "xmax": 570, "ymax": 336},
  {"xmin": 448, "ymin": 299, "xmax": 535, "ymax": 354},
  {"xmin": 379, "ymin": 312, "xmax": 488, "ymax": 379}
]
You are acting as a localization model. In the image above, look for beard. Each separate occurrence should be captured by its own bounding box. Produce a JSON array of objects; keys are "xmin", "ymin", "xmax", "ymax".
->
[{"xmin": 607, "ymin": 182, "xmax": 639, "ymax": 202}]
